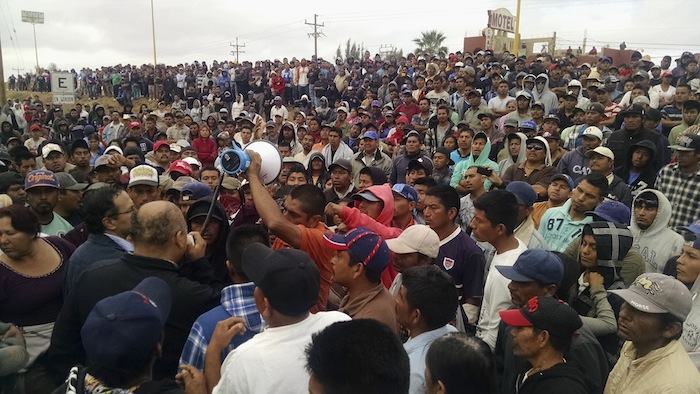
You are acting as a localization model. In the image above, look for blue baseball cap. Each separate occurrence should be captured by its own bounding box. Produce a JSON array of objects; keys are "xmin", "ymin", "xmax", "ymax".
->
[
  {"xmin": 586, "ymin": 200, "xmax": 631, "ymax": 226},
  {"xmin": 323, "ymin": 227, "xmax": 390, "ymax": 274},
  {"xmin": 678, "ymin": 219, "xmax": 700, "ymax": 250},
  {"xmin": 361, "ymin": 131, "xmax": 379, "ymax": 140},
  {"xmin": 25, "ymin": 169, "xmax": 60, "ymax": 190},
  {"xmin": 551, "ymin": 174, "xmax": 574, "ymax": 190},
  {"xmin": 81, "ymin": 277, "xmax": 172, "ymax": 369},
  {"xmin": 391, "ymin": 184, "xmax": 418, "ymax": 203},
  {"xmin": 181, "ymin": 181, "xmax": 213, "ymax": 201},
  {"xmin": 506, "ymin": 181, "xmax": 537, "ymax": 207},
  {"xmin": 519, "ymin": 120, "xmax": 537, "ymax": 130},
  {"xmin": 495, "ymin": 249, "xmax": 564, "ymax": 286}
]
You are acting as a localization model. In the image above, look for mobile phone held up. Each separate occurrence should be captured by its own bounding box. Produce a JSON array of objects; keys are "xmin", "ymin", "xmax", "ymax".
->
[{"xmin": 476, "ymin": 166, "xmax": 493, "ymax": 177}]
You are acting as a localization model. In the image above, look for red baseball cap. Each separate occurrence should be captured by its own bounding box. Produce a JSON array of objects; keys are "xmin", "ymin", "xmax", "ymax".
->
[
  {"xmin": 129, "ymin": 121, "xmax": 142, "ymax": 129},
  {"xmin": 153, "ymin": 141, "xmax": 171, "ymax": 152},
  {"xmin": 168, "ymin": 160, "xmax": 193, "ymax": 176}
]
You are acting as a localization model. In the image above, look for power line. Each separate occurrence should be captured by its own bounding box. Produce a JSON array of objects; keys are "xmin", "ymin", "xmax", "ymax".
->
[
  {"xmin": 230, "ymin": 38, "xmax": 245, "ymax": 63},
  {"xmin": 305, "ymin": 14, "xmax": 325, "ymax": 61}
]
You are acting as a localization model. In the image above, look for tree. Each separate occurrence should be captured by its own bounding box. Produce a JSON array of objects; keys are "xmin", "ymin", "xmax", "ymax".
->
[
  {"xmin": 413, "ymin": 30, "xmax": 448, "ymax": 58},
  {"xmin": 341, "ymin": 39, "xmax": 364, "ymax": 60}
]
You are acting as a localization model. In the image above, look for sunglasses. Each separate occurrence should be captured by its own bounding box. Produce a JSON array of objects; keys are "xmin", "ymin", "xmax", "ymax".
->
[
  {"xmin": 526, "ymin": 144, "xmax": 544, "ymax": 151},
  {"xmin": 633, "ymin": 198, "xmax": 659, "ymax": 210}
]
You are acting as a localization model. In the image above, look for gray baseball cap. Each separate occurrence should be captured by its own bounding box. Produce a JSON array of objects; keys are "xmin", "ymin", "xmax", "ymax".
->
[{"xmin": 610, "ymin": 273, "xmax": 692, "ymax": 322}]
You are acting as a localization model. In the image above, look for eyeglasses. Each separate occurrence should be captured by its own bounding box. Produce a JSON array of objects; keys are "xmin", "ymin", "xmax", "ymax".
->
[
  {"xmin": 633, "ymin": 198, "xmax": 659, "ymax": 210},
  {"xmin": 110, "ymin": 206, "xmax": 136, "ymax": 217},
  {"xmin": 526, "ymin": 144, "xmax": 544, "ymax": 151}
]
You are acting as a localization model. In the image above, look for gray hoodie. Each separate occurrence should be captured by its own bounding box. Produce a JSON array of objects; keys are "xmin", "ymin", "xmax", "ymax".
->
[
  {"xmin": 629, "ymin": 190, "xmax": 684, "ymax": 274},
  {"xmin": 533, "ymin": 73, "xmax": 559, "ymax": 115},
  {"xmin": 498, "ymin": 132, "xmax": 527, "ymax": 174}
]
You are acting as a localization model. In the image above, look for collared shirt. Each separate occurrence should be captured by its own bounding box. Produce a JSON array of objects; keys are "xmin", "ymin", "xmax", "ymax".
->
[
  {"xmin": 339, "ymin": 282, "xmax": 398, "ymax": 334},
  {"xmin": 104, "ymin": 233, "xmax": 134, "ymax": 253},
  {"xmin": 405, "ymin": 325, "xmax": 458, "ymax": 394},
  {"xmin": 654, "ymin": 164, "xmax": 700, "ymax": 229},
  {"xmin": 179, "ymin": 282, "xmax": 263, "ymax": 370},
  {"xmin": 333, "ymin": 183, "xmax": 355, "ymax": 200}
]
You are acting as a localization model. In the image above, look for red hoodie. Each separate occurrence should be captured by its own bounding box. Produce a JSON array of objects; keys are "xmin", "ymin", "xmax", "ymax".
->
[
  {"xmin": 191, "ymin": 136, "xmax": 217, "ymax": 167},
  {"xmin": 339, "ymin": 184, "xmax": 400, "ymax": 287}
]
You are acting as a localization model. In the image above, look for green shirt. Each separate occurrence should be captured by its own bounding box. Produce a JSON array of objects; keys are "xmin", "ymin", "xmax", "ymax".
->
[{"xmin": 42, "ymin": 212, "xmax": 74, "ymax": 237}]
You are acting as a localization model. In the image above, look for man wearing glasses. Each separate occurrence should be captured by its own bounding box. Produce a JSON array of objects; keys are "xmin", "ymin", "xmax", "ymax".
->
[
  {"xmin": 497, "ymin": 136, "xmax": 558, "ymax": 201},
  {"xmin": 629, "ymin": 190, "xmax": 684, "ymax": 274},
  {"xmin": 655, "ymin": 134, "xmax": 700, "ymax": 229}
]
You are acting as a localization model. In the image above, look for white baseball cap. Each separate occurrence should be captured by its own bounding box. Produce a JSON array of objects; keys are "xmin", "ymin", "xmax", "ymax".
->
[
  {"xmin": 128, "ymin": 165, "xmax": 159, "ymax": 187},
  {"xmin": 585, "ymin": 146, "xmax": 615, "ymax": 160},
  {"xmin": 182, "ymin": 157, "xmax": 202, "ymax": 168},
  {"xmin": 581, "ymin": 126, "xmax": 603, "ymax": 141},
  {"xmin": 385, "ymin": 225, "xmax": 440, "ymax": 259}
]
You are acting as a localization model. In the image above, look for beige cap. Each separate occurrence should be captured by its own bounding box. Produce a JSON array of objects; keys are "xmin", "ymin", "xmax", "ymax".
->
[
  {"xmin": 585, "ymin": 146, "xmax": 615, "ymax": 160},
  {"xmin": 385, "ymin": 225, "xmax": 440, "ymax": 258},
  {"xmin": 581, "ymin": 126, "xmax": 604, "ymax": 141}
]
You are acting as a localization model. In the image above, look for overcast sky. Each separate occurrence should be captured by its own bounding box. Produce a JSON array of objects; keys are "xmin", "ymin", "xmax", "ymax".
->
[{"xmin": 1, "ymin": 0, "xmax": 698, "ymax": 77}]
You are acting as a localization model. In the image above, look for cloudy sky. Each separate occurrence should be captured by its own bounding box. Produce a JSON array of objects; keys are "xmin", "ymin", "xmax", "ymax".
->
[{"xmin": 1, "ymin": 0, "xmax": 698, "ymax": 77}]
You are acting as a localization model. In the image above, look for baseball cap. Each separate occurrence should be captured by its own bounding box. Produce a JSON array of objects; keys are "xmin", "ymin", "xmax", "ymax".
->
[
  {"xmin": 504, "ymin": 118, "xmax": 519, "ymax": 127},
  {"xmin": 41, "ymin": 143, "xmax": 64, "ymax": 159},
  {"xmin": 221, "ymin": 176, "xmax": 241, "ymax": 190},
  {"xmin": 581, "ymin": 126, "xmax": 604, "ymax": 140},
  {"xmin": 531, "ymin": 101, "xmax": 545, "ymax": 110},
  {"xmin": 599, "ymin": 56, "xmax": 612, "ymax": 63},
  {"xmin": 632, "ymin": 71, "xmax": 649, "ymax": 80},
  {"xmin": 371, "ymin": 100, "xmax": 382, "ymax": 107},
  {"xmin": 669, "ymin": 134, "xmax": 700, "ymax": 152},
  {"xmin": 328, "ymin": 159, "xmax": 352, "ymax": 173},
  {"xmin": 29, "ymin": 124, "xmax": 42, "ymax": 132},
  {"xmin": 506, "ymin": 181, "xmax": 537, "ymax": 207},
  {"xmin": 519, "ymin": 120, "xmax": 537, "ymax": 130},
  {"xmin": 167, "ymin": 176, "xmax": 195, "ymax": 192},
  {"xmin": 182, "ymin": 157, "xmax": 202, "ymax": 168},
  {"xmin": 81, "ymin": 277, "xmax": 172, "ymax": 369},
  {"xmin": 499, "ymin": 296, "xmax": 582, "ymax": 338},
  {"xmin": 585, "ymin": 146, "xmax": 615, "ymax": 160},
  {"xmin": 391, "ymin": 184, "xmax": 418, "ymax": 203},
  {"xmin": 168, "ymin": 143, "xmax": 182, "ymax": 154},
  {"xmin": 610, "ymin": 273, "xmax": 692, "ymax": 322},
  {"xmin": 622, "ymin": 104, "xmax": 645, "ymax": 117},
  {"xmin": 551, "ymin": 174, "xmax": 574, "ymax": 190},
  {"xmin": 586, "ymin": 200, "xmax": 631, "ymax": 225},
  {"xmin": 181, "ymin": 181, "xmax": 213, "ymax": 201},
  {"xmin": 186, "ymin": 197, "xmax": 225, "ymax": 222},
  {"xmin": 361, "ymin": 131, "xmax": 379, "ymax": 140},
  {"xmin": 169, "ymin": 160, "xmax": 193, "ymax": 176},
  {"xmin": 407, "ymin": 157, "xmax": 433, "ymax": 175},
  {"xmin": 477, "ymin": 112, "xmax": 495, "ymax": 120},
  {"xmin": 323, "ymin": 227, "xmax": 390, "ymax": 274},
  {"xmin": 241, "ymin": 243, "xmax": 320, "ymax": 316},
  {"xmin": 541, "ymin": 130, "xmax": 561, "ymax": 140},
  {"xmin": 128, "ymin": 121, "xmax": 142, "ymax": 129},
  {"xmin": 128, "ymin": 165, "xmax": 159, "ymax": 187},
  {"xmin": 0, "ymin": 172, "xmax": 24, "ymax": 193},
  {"xmin": 542, "ymin": 114, "xmax": 561, "ymax": 126},
  {"xmin": 55, "ymin": 172, "xmax": 87, "ymax": 191},
  {"xmin": 352, "ymin": 189, "xmax": 381, "ymax": 202},
  {"xmin": 495, "ymin": 249, "xmax": 564, "ymax": 286},
  {"xmin": 25, "ymin": 170, "xmax": 59, "ymax": 190},
  {"xmin": 678, "ymin": 219, "xmax": 700, "ymax": 250},
  {"xmin": 94, "ymin": 155, "xmax": 114, "ymax": 170},
  {"xmin": 385, "ymin": 225, "xmax": 441, "ymax": 263},
  {"xmin": 104, "ymin": 146, "xmax": 124, "ymax": 156},
  {"xmin": 434, "ymin": 147, "xmax": 455, "ymax": 165},
  {"xmin": 516, "ymin": 90, "xmax": 532, "ymax": 100}
]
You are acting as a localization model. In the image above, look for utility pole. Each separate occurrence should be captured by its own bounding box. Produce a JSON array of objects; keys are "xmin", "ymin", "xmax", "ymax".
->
[
  {"xmin": 21, "ymin": 11, "xmax": 44, "ymax": 70},
  {"xmin": 583, "ymin": 29, "xmax": 588, "ymax": 53},
  {"xmin": 305, "ymin": 14, "xmax": 325, "ymax": 61},
  {"xmin": 230, "ymin": 38, "xmax": 246, "ymax": 63},
  {"xmin": 150, "ymin": 0, "xmax": 157, "ymax": 66},
  {"xmin": 513, "ymin": 0, "xmax": 522, "ymax": 56}
]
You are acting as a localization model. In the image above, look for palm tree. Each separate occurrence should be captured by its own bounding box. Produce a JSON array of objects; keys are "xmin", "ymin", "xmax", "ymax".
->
[{"xmin": 413, "ymin": 30, "xmax": 448, "ymax": 57}]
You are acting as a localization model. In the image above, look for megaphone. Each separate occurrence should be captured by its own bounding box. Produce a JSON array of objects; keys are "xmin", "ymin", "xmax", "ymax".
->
[{"xmin": 219, "ymin": 140, "xmax": 282, "ymax": 185}]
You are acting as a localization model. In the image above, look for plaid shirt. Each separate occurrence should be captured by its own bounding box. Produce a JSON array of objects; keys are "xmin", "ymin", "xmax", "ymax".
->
[
  {"xmin": 179, "ymin": 282, "xmax": 263, "ymax": 370},
  {"xmin": 654, "ymin": 163, "xmax": 700, "ymax": 229}
]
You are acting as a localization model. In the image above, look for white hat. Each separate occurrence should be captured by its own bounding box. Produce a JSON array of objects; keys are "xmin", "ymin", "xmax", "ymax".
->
[
  {"xmin": 385, "ymin": 225, "xmax": 440, "ymax": 259},
  {"xmin": 128, "ymin": 165, "xmax": 159, "ymax": 187},
  {"xmin": 585, "ymin": 146, "xmax": 615, "ymax": 160},
  {"xmin": 581, "ymin": 126, "xmax": 603, "ymax": 141},
  {"xmin": 454, "ymin": 62, "xmax": 464, "ymax": 67},
  {"xmin": 42, "ymin": 143, "xmax": 64, "ymax": 159},
  {"xmin": 182, "ymin": 157, "xmax": 202, "ymax": 168},
  {"xmin": 169, "ymin": 143, "xmax": 182, "ymax": 153},
  {"xmin": 103, "ymin": 146, "xmax": 124, "ymax": 156}
]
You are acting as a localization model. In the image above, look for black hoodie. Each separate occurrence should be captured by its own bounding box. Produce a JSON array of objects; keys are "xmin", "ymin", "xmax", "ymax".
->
[
  {"xmin": 515, "ymin": 362, "xmax": 589, "ymax": 394},
  {"xmin": 186, "ymin": 197, "xmax": 230, "ymax": 286},
  {"xmin": 613, "ymin": 139, "xmax": 657, "ymax": 197}
]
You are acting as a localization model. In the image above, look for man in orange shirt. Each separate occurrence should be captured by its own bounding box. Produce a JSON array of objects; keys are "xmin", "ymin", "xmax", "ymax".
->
[
  {"xmin": 531, "ymin": 174, "xmax": 573, "ymax": 229},
  {"xmin": 245, "ymin": 150, "xmax": 333, "ymax": 312}
]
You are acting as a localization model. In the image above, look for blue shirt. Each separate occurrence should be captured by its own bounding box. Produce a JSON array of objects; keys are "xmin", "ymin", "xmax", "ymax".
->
[
  {"xmin": 538, "ymin": 199, "xmax": 592, "ymax": 252},
  {"xmin": 404, "ymin": 324, "xmax": 458, "ymax": 394},
  {"xmin": 179, "ymin": 282, "xmax": 263, "ymax": 370}
]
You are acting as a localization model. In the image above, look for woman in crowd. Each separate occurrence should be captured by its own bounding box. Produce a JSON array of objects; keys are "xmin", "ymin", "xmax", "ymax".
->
[
  {"xmin": 424, "ymin": 333, "xmax": 497, "ymax": 394},
  {"xmin": 306, "ymin": 152, "xmax": 330, "ymax": 190},
  {"xmin": 0, "ymin": 205, "xmax": 75, "ymax": 393}
]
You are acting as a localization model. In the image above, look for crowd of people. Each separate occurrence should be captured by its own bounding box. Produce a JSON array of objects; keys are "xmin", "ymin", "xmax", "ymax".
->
[{"xmin": 1, "ymin": 47, "xmax": 700, "ymax": 394}]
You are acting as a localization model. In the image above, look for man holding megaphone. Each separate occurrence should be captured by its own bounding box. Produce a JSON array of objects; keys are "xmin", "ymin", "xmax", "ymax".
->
[{"xmin": 244, "ymin": 149, "xmax": 333, "ymax": 313}]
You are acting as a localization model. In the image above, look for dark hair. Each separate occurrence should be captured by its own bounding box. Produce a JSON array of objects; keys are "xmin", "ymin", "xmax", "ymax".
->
[
  {"xmin": 580, "ymin": 173, "xmax": 609, "ymax": 198},
  {"xmin": 83, "ymin": 186, "xmax": 122, "ymax": 234},
  {"xmin": 531, "ymin": 327, "xmax": 573, "ymax": 353},
  {"xmin": 289, "ymin": 184, "xmax": 326, "ymax": 217},
  {"xmin": 122, "ymin": 137, "xmax": 139, "ymax": 147},
  {"xmin": 0, "ymin": 205, "xmax": 41, "ymax": 235},
  {"xmin": 226, "ymin": 224, "xmax": 270, "ymax": 282},
  {"xmin": 288, "ymin": 163, "xmax": 310, "ymax": 181},
  {"xmin": 413, "ymin": 177, "xmax": 437, "ymax": 188},
  {"xmin": 12, "ymin": 149, "xmax": 35, "ymax": 166},
  {"xmin": 401, "ymin": 265, "xmax": 458, "ymax": 330},
  {"xmin": 473, "ymin": 190, "xmax": 518, "ymax": 235},
  {"xmin": 425, "ymin": 334, "xmax": 497, "ymax": 394},
  {"xmin": 278, "ymin": 140, "xmax": 291, "ymax": 149},
  {"xmin": 426, "ymin": 185, "xmax": 460, "ymax": 216},
  {"xmin": 676, "ymin": 84, "xmax": 691, "ymax": 93},
  {"xmin": 347, "ymin": 254, "xmax": 382, "ymax": 284},
  {"xmin": 87, "ymin": 343, "xmax": 158, "ymax": 388},
  {"xmin": 683, "ymin": 100, "xmax": 700, "ymax": 112},
  {"xmin": 305, "ymin": 320, "xmax": 410, "ymax": 394}
]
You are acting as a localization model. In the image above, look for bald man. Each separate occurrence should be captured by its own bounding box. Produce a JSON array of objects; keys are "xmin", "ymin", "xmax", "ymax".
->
[{"xmin": 47, "ymin": 201, "xmax": 222, "ymax": 385}]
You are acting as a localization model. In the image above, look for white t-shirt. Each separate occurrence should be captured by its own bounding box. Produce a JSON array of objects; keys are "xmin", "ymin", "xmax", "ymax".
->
[
  {"xmin": 488, "ymin": 95, "xmax": 515, "ymax": 112},
  {"xmin": 652, "ymin": 84, "xmax": 675, "ymax": 107},
  {"xmin": 214, "ymin": 311, "xmax": 351, "ymax": 394},
  {"xmin": 475, "ymin": 238, "xmax": 527, "ymax": 350}
]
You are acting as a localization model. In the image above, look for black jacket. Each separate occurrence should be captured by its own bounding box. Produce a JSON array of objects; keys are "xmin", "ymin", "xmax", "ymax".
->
[
  {"xmin": 607, "ymin": 174, "xmax": 633, "ymax": 208},
  {"xmin": 515, "ymin": 362, "xmax": 589, "ymax": 394},
  {"xmin": 614, "ymin": 139, "xmax": 658, "ymax": 197},
  {"xmin": 606, "ymin": 126, "xmax": 670, "ymax": 171},
  {"xmin": 46, "ymin": 253, "xmax": 221, "ymax": 384}
]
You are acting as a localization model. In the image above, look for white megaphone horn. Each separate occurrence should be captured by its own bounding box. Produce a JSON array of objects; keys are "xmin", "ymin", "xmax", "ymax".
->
[{"xmin": 219, "ymin": 140, "xmax": 282, "ymax": 185}]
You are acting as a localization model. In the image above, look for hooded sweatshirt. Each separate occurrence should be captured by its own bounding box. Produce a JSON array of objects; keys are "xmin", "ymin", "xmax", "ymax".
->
[
  {"xmin": 681, "ymin": 273, "xmax": 700, "ymax": 369},
  {"xmin": 614, "ymin": 140, "xmax": 657, "ymax": 197},
  {"xmin": 568, "ymin": 79, "xmax": 591, "ymax": 110},
  {"xmin": 497, "ymin": 132, "xmax": 527, "ymax": 174},
  {"xmin": 532, "ymin": 73, "xmax": 559, "ymax": 115},
  {"xmin": 450, "ymin": 132, "xmax": 500, "ymax": 189},
  {"xmin": 186, "ymin": 198, "xmax": 230, "ymax": 286},
  {"xmin": 557, "ymin": 145, "xmax": 592, "ymax": 184},
  {"xmin": 629, "ymin": 190, "xmax": 684, "ymax": 273},
  {"xmin": 305, "ymin": 151, "xmax": 330, "ymax": 189},
  {"xmin": 515, "ymin": 362, "xmax": 589, "ymax": 394}
]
